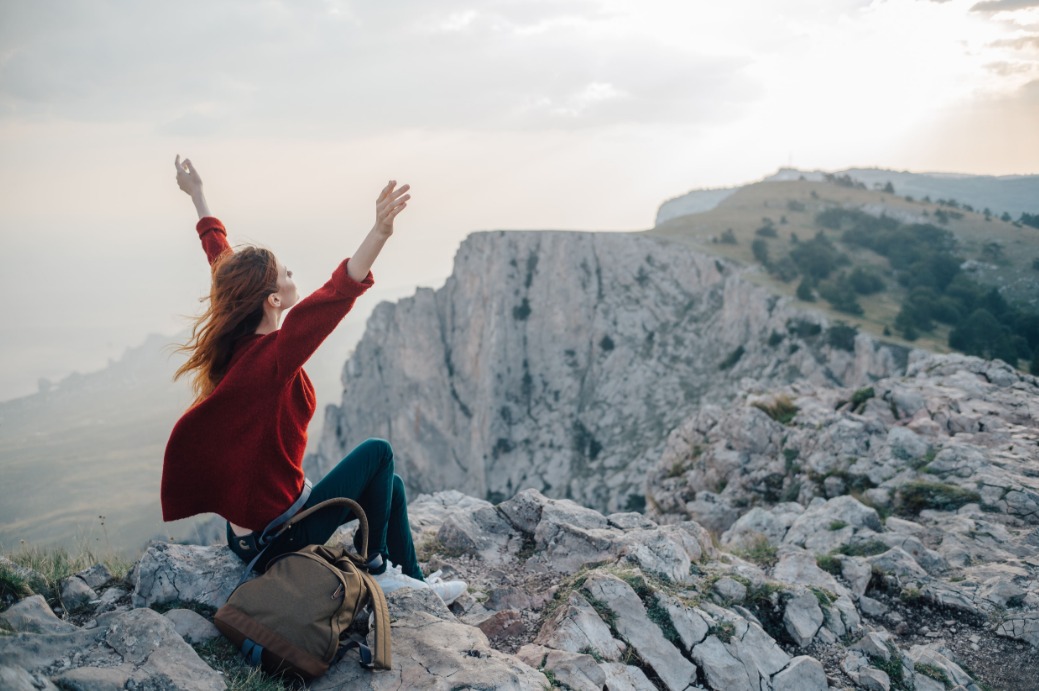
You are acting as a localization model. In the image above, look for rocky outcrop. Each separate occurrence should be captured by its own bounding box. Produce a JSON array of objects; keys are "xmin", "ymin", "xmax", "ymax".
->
[
  {"xmin": 3, "ymin": 481, "xmax": 1034, "ymax": 690},
  {"xmin": 645, "ymin": 349, "xmax": 1039, "ymax": 684},
  {"xmin": 313, "ymin": 229, "xmax": 907, "ymax": 513}
]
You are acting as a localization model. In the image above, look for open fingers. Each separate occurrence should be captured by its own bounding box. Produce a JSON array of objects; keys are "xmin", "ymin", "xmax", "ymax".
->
[
  {"xmin": 378, "ymin": 193, "xmax": 410, "ymax": 216},
  {"xmin": 377, "ymin": 183, "xmax": 410, "ymax": 209},
  {"xmin": 385, "ymin": 200, "xmax": 408, "ymax": 222},
  {"xmin": 377, "ymin": 180, "xmax": 396, "ymax": 202}
]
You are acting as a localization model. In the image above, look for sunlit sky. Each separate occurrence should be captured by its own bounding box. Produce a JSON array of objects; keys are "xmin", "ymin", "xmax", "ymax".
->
[{"xmin": 0, "ymin": 0, "xmax": 1037, "ymax": 400}]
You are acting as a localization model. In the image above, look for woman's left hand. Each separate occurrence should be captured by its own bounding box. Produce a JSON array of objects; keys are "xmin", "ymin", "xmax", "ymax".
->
[
  {"xmin": 175, "ymin": 155, "xmax": 204, "ymax": 197},
  {"xmin": 374, "ymin": 180, "xmax": 411, "ymax": 236}
]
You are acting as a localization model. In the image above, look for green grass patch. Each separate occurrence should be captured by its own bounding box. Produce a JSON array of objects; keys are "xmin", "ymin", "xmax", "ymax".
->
[
  {"xmin": 618, "ymin": 572, "xmax": 681, "ymax": 646},
  {"xmin": 735, "ymin": 537, "xmax": 778, "ymax": 568},
  {"xmin": 577, "ymin": 646, "xmax": 605, "ymax": 663},
  {"xmin": 915, "ymin": 662, "xmax": 951, "ymax": 687},
  {"xmin": 816, "ymin": 554, "xmax": 842, "ymax": 575},
  {"xmin": 828, "ymin": 520, "xmax": 848, "ymax": 531},
  {"xmin": 810, "ymin": 586, "xmax": 837, "ymax": 608},
  {"xmin": 1, "ymin": 562, "xmax": 38, "ymax": 603},
  {"xmin": 837, "ymin": 540, "xmax": 889, "ymax": 557},
  {"xmin": 870, "ymin": 644, "xmax": 911, "ymax": 691},
  {"xmin": 897, "ymin": 481, "xmax": 982, "ymax": 515},
  {"xmin": 742, "ymin": 581, "xmax": 793, "ymax": 645},
  {"xmin": 3, "ymin": 544, "xmax": 132, "ymax": 603},
  {"xmin": 191, "ymin": 637, "xmax": 291, "ymax": 691},
  {"xmin": 911, "ymin": 447, "xmax": 939, "ymax": 471}
]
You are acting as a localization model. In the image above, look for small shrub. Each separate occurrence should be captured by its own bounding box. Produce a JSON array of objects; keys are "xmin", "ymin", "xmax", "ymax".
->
[
  {"xmin": 0, "ymin": 562, "xmax": 35, "ymax": 601},
  {"xmin": 719, "ymin": 346, "xmax": 745, "ymax": 371},
  {"xmin": 752, "ymin": 238, "xmax": 770, "ymax": 265},
  {"xmin": 666, "ymin": 459, "xmax": 688, "ymax": 479},
  {"xmin": 752, "ymin": 395, "xmax": 799, "ymax": 425},
  {"xmin": 869, "ymin": 644, "xmax": 910, "ymax": 690},
  {"xmin": 900, "ymin": 586, "xmax": 924, "ymax": 603},
  {"xmin": 780, "ymin": 480, "xmax": 802, "ymax": 503},
  {"xmin": 810, "ymin": 586, "xmax": 837, "ymax": 607},
  {"xmin": 898, "ymin": 481, "xmax": 981, "ymax": 515},
  {"xmin": 708, "ymin": 620, "xmax": 736, "ymax": 643},
  {"xmin": 512, "ymin": 298, "xmax": 532, "ymax": 320},
  {"xmin": 720, "ymin": 228, "xmax": 738, "ymax": 245},
  {"xmin": 849, "ymin": 386, "xmax": 874, "ymax": 413},
  {"xmin": 787, "ymin": 319, "xmax": 822, "ymax": 338},
  {"xmin": 827, "ymin": 322, "xmax": 859, "ymax": 352},
  {"xmin": 578, "ymin": 646, "xmax": 605, "ymax": 663},
  {"xmin": 828, "ymin": 520, "xmax": 848, "ymax": 531}
]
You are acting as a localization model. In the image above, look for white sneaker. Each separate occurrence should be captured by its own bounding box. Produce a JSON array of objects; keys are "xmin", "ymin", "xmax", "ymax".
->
[
  {"xmin": 373, "ymin": 562, "xmax": 428, "ymax": 595},
  {"xmin": 426, "ymin": 569, "xmax": 468, "ymax": 606}
]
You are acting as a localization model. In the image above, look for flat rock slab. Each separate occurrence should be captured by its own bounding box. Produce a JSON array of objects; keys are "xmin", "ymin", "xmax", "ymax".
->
[
  {"xmin": 0, "ymin": 607, "xmax": 225, "ymax": 691},
  {"xmin": 132, "ymin": 541, "xmax": 244, "ymax": 609},
  {"xmin": 313, "ymin": 588, "xmax": 548, "ymax": 690}
]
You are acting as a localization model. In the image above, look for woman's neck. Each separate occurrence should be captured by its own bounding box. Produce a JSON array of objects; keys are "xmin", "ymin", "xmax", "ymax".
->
[{"xmin": 255, "ymin": 308, "xmax": 281, "ymax": 335}]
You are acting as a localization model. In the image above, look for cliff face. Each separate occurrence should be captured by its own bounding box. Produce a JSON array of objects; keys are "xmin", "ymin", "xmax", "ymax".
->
[{"xmin": 312, "ymin": 230, "xmax": 907, "ymax": 512}]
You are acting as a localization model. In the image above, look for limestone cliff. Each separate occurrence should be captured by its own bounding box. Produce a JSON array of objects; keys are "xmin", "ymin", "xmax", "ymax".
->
[{"xmin": 312, "ymin": 229, "xmax": 907, "ymax": 511}]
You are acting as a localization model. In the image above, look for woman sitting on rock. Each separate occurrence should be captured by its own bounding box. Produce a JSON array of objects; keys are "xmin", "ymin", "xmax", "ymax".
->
[{"xmin": 160, "ymin": 156, "xmax": 465, "ymax": 605}]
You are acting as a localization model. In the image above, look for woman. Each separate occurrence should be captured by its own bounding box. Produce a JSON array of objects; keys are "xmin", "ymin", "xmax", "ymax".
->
[{"xmin": 161, "ymin": 156, "xmax": 465, "ymax": 604}]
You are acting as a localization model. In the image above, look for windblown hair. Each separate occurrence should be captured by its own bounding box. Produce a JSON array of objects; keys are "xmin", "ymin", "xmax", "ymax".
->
[{"xmin": 175, "ymin": 246, "xmax": 279, "ymax": 402}]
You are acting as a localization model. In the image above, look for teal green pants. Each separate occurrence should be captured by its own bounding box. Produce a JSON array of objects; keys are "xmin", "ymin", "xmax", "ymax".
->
[{"xmin": 230, "ymin": 438, "xmax": 422, "ymax": 579}]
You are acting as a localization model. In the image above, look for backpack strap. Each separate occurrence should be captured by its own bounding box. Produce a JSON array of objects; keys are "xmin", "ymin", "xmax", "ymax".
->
[
  {"xmin": 236, "ymin": 493, "xmax": 371, "ymax": 585},
  {"xmin": 277, "ymin": 497, "xmax": 370, "ymax": 558},
  {"xmin": 235, "ymin": 479, "xmax": 314, "ymax": 582},
  {"xmin": 357, "ymin": 569, "xmax": 392, "ymax": 670},
  {"xmin": 257, "ymin": 478, "xmax": 313, "ymax": 544}
]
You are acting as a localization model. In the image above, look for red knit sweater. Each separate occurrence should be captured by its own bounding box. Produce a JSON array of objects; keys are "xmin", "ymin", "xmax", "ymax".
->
[{"xmin": 161, "ymin": 217, "xmax": 373, "ymax": 529}]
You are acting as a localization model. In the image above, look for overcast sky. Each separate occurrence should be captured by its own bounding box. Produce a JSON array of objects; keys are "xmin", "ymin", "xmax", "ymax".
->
[{"xmin": 0, "ymin": 0, "xmax": 1037, "ymax": 400}]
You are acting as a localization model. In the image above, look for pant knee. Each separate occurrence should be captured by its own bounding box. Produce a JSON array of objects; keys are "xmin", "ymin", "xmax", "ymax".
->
[
  {"xmin": 391, "ymin": 473, "xmax": 407, "ymax": 508},
  {"xmin": 353, "ymin": 438, "xmax": 394, "ymax": 470}
]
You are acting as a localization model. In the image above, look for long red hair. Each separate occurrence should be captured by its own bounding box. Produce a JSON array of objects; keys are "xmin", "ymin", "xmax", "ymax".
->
[{"xmin": 175, "ymin": 246, "xmax": 279, "ymax": 402}]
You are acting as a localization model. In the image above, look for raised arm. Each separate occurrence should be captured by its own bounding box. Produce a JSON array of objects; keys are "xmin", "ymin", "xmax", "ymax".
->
[
  {"xmin": 274, "ymin": 180, "xmax": 410, "ymax": 376},
  {"xmin": 176, "ymin": 155, "xmax": 210, "ymax": 218},
  {"xmin": 175, "ymin": 155, "xmax": 229, "ymax": 264},
  {"xmin": 346, "ymin": 180, "xmax": 410, "ymax": 281}
]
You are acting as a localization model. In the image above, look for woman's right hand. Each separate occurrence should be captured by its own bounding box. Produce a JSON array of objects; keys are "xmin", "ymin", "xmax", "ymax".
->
[{"xmin": 374, "ymin": 180, "xmax": 411, "ymax": 236}]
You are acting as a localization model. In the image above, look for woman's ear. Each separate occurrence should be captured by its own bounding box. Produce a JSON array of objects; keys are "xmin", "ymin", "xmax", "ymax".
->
[{"xmin": 268, "ymin": 293, "xmax": 281, "ymax": 309}]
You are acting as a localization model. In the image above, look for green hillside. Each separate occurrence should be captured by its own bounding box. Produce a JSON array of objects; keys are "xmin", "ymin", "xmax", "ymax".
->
[{"xmin": 647, "ymin": 176, "xmax": 1039, "ymax": 368}]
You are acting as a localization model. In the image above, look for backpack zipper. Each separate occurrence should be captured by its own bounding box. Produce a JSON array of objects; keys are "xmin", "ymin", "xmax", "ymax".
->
[{"xmin": 332, "ymin": 583, "xmax": 344, "ymax": 599}]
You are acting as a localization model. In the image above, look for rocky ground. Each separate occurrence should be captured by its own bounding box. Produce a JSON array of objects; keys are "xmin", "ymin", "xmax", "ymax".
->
[{"xmin": 2, "ymin": 349, "xmax": 1037, "ymax": 690}]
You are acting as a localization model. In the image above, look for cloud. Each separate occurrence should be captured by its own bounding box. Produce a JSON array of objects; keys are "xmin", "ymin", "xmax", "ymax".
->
[
  {"xmin": 0, "ymin": 0, "xmax": 758, "ymax": 135},
  {"xmin": 971, "ymin": 0, "xmax": 1039, "ymax": 12}
]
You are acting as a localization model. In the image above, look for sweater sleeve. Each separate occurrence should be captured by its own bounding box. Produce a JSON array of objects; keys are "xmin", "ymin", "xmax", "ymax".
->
[
  {"xmin": 196, "ymin": 217, "xmax": 232, "ymax": 265},
  {"xmin": 275, "ymin": 258, "xmax": 374, "ymax": 377}
]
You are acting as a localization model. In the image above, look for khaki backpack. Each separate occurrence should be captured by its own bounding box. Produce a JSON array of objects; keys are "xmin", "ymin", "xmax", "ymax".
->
[{"xmin": 214, "ymin": 498, "xmax": 392, "ymax": 679}]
